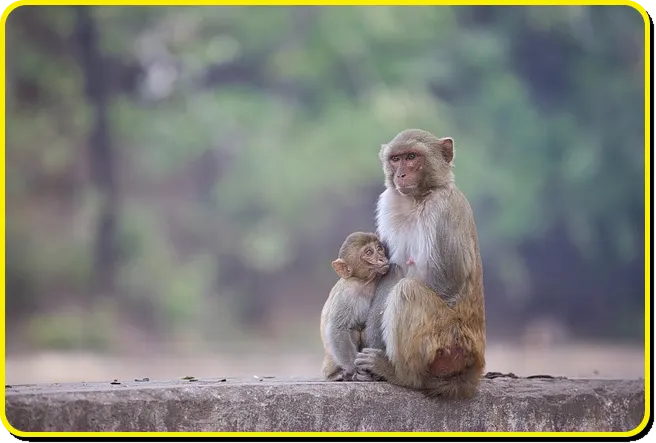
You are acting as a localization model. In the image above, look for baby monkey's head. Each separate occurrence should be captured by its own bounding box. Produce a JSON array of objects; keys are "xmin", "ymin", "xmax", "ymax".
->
[{"xmin": 331, "ymin": 232, "xmax": 389, "ymax": 280}]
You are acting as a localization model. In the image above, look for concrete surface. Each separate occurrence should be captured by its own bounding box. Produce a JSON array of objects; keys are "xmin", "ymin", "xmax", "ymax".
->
[{"xmin": 4, "ymin": 377, "xmax": 646, "ymax": 433}]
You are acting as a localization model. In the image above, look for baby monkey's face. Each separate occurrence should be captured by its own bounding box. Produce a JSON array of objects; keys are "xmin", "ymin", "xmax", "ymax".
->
[
  {"xmin": 332, "ymin": 232, "xmax": 390, "ymax": 280},
  {"xmin": 359, "ymin": 241, "xmax": 389, "ymax": 275}
]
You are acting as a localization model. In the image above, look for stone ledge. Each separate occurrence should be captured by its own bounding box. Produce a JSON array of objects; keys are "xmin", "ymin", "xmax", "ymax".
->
[{"xmin": 4, "ymin": 377, "xmax": 646, "ymax": 433}]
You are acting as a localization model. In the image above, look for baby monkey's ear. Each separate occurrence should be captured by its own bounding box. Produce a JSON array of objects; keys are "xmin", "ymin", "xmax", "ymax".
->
[{"xmin": 331, "ymin": 259, "xmax": 352, "ymax": 279}]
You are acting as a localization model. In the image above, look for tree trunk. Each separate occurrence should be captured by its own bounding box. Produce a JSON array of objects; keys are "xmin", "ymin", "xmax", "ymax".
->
[{"xmin": 74, "ymin": 6, "xmax": 118, "ymax": 295}]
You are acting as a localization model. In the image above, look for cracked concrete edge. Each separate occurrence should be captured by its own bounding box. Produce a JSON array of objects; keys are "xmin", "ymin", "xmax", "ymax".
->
[{"xmin": 4, "ymin": 378, "xmax": 647, "ymax": 433}]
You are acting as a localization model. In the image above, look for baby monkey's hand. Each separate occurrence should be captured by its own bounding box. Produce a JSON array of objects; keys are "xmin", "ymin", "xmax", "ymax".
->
[{"xmin": 406, "ymin": 257, "xmax": 415, "ymax": 266}]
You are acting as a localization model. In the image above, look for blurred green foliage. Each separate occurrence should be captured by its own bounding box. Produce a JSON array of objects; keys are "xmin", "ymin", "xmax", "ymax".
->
[{"xmin": 5, "ymin": 6, "xmax": 646, "ymax": 352}]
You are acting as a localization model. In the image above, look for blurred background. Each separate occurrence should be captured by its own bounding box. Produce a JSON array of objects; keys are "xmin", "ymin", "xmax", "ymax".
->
[{"xmin": 5, "ymin": 5, "xmax": 646, "ymax": 384}]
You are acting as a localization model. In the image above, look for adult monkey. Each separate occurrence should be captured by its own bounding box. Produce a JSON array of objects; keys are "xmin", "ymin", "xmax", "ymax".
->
[{"xmin": 354, "ymin": 129, "xmax": 486, "ymax": 398}]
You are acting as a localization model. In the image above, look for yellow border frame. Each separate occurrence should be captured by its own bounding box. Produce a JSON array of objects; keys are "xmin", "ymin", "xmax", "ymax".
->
[{"xmin": 0, "ymin": 0, "xmax": 651, "ymax": 438}]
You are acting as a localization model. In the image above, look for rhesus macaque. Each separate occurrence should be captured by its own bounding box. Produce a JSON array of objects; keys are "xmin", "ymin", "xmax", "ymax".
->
[
  {"xmin": 320, "ymin": 232, "xmax": 390, "ymax": 381},
  {"xmin": 354, "ymin": 129, "xmax": 486, "ymax": 398}
]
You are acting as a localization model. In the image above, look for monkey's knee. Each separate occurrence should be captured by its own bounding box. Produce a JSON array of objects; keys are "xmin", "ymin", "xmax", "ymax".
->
[
  {"xmin": 392, "ymin": 277, "xmax": 428, "ymax": 302},
  {"xmin": 383, "ymin": 278, "xmax": 430, "ymax": 325}
]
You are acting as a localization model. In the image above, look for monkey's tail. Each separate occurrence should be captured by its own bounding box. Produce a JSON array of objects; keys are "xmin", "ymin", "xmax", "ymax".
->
[{"xmin": 422, "ymin": 364, "xmax": 482, "ymax": 399}]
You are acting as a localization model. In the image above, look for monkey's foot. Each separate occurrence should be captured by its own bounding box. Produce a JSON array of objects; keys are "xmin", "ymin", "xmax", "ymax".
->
[
  {"xmin": 340, "ymin": 370, "xmax": 357, "ymax": 382},
  {"xmin": 325, "ymin": 372, "xmax": 345, "ymax": 382},
  {"xmin": 355, "ymin": 348, "xmax": 395, "ymax": 380}
]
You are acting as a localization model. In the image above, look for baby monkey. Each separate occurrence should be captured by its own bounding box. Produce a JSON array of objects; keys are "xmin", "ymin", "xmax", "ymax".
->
[{"xmin": 320, "ymin": 232, "xmax": 389, "ymax": 381}]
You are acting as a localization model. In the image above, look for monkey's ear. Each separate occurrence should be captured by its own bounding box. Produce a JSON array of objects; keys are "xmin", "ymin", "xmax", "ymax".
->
[
  {"xmin": 331, "ymin": 259, "xmax": 352, "ymax": 279},
  {"xmin": 438, "ymin": 137, "xmax": 454, "ymax": 163}
]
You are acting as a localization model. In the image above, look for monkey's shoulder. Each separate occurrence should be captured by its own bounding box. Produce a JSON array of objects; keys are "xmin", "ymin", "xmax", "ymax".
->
[
  {"xmin": 425, "ymin": 186, "xmax": 476, "ymax": 229},
  {"xmin": 442, "ymin": 184, "xmax": 474, "ymax": 209},
  {"xmin": 328, "ymin": 279, "xmax": 376, "ymax": 302}
]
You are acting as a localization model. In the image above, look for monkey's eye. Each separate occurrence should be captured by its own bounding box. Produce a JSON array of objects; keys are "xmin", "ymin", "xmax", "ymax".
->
[
  {"xmin": 365, "ymin": 249, "xmax": 373, "ymax": 256},
  {"xmin": 390, "ymin": 155, "xmax": 400, "ymax": 162},
  {"xmin": 407, "ymin": 153, "xmax": 416, "ymax": 160},
  {"xmin": 376, "ymin": 245, "xmax": 383, "ymax": 252}
]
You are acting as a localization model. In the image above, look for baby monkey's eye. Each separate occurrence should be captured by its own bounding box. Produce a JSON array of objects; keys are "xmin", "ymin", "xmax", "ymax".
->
[
  {"xmin": 365, "ymin": 248, "xmax": 373, "ymax": 256},
  {"xmin": 376, "ymin": 245, "xmax": 383, "ymax": 252},
  {"xmin": 407, "ymin": 153, "xmax": 416, "ymax": 160}
]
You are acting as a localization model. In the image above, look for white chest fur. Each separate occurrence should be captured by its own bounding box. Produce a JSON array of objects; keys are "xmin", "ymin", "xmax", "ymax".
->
[{"xmin": 376, "ymin": 189, "xmax": 438, "ymax": 281}]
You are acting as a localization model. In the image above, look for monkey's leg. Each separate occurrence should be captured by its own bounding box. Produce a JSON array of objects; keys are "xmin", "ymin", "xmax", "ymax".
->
[
  {"xmin": 356, "ymin": 278, "xmax": 482, "ymax": 397},
  {"xmin": 327, "ymin": 324, "xmax": 363, "ymax": 380},
  {"xmin": 355, "ymin": 277, "xmax": 450, "ymax": 387}
]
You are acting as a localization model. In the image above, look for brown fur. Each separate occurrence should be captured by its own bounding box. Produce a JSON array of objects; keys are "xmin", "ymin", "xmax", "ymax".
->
[
  {"xmin": 320, "ymin": 232, "xmax": 389, "ymax": 381},
  {"xmin": 355, "ymin": 129, "xmax": 486, "ymax": 398}
]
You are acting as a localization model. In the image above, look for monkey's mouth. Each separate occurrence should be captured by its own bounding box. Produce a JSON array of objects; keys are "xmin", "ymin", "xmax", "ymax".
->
[{"xmin": 396, "ymin": 185, "xmax": 418, "ymax": 195}]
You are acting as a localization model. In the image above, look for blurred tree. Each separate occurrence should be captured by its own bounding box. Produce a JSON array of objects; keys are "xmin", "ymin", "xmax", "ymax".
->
[
  {"xmin": 74, "ymin": 6, "xmax": 120, "ymax": 295},
  {"xmin": 5, "ymin": 5, "xmax": 646, "ymax": 351}
]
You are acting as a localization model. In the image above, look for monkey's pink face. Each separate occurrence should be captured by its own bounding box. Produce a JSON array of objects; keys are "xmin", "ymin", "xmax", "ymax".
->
[
  {"xmin": 361, "ymin": 241, "xmax": 390, "ymax": 275},
  {"xmin": 388, "ymin": 151, "xmax": 425, "ymax": 195}
]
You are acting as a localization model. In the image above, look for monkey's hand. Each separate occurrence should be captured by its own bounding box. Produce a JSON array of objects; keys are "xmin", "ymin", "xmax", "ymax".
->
[
  {"xmin": 406, "ymin": 257, "xmax": 415, "ymax": 266},
  {"xmin": 355, "ymin": 348, "xmax": 395, "ymax": 381},
  {"xmin": 353, "ymin": 367, "xmax": 385, "ymax": 382},
  {"xmin": 353, "ymin": 369, "xmax": 373, "ymax": 382}
]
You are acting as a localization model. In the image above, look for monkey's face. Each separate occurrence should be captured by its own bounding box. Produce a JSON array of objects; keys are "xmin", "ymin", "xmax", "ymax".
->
[
  {"xmin": 359, "ymin": 241, "xmax": 389, "ymax": 276},
  {"xmin": 381, "ymin": 130, "xmax": 455, "ymax": 193},
  {"xmin": 334, "ymin": 233, "xmax": 389, "ymax": 280},
  {"xmin": 388, "ymin": 151, "xmax": 426, "ymax": 196}
]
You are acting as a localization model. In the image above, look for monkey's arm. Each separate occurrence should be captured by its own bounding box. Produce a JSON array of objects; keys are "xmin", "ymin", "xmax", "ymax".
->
[{"xmin": 424, "ymin": 194, "xmax": 476, "ymax": 304}]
